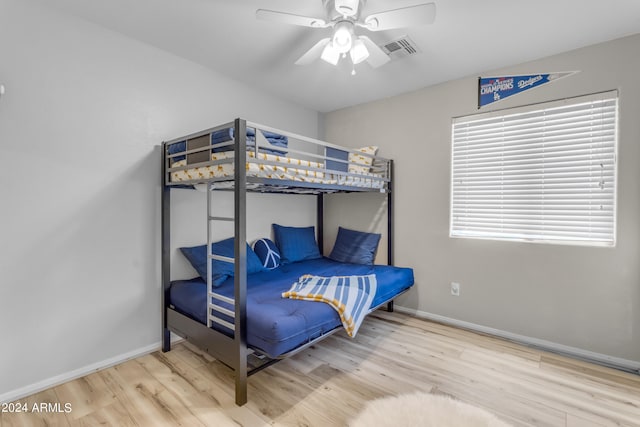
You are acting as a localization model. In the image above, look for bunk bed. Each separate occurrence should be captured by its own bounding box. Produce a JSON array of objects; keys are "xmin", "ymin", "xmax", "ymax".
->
[{"xmin": 162, "ymin": 118, "xmax": 414, "ymax": 405}]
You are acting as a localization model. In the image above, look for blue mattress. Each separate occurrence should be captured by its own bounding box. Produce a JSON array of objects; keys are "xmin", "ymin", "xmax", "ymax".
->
[{"xmin": 169, "ymin": 258, "xmax": 413, "ymax": 357}]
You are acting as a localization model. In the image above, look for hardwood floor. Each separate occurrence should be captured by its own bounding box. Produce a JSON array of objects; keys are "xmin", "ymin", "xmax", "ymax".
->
[{"xmin": 2, "ymin": 311, "xmax": 639, "ymax": 426}]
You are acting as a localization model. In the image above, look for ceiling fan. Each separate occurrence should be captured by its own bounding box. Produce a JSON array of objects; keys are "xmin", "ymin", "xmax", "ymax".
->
[{"xmin": 256, "ymin": 0, "xmax": 436, "ymax": 73}]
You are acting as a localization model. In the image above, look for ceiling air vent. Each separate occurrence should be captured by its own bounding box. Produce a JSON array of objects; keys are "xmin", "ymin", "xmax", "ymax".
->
[{"xmin": 380, "ymin": 36, "xmax": 420, "ymax": 61}]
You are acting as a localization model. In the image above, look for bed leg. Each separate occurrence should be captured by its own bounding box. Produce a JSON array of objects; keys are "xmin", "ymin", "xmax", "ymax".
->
[
  {"xmin": 235, "ymin": 375, "xmax": 247, "ymax": 406},
  {"xmin": 162, "ymin": 328, "xmax": 171, "ymax": 352},
  {"xmin": 387, "ymin": 301, "xmax": 394, "ymax": 312}
]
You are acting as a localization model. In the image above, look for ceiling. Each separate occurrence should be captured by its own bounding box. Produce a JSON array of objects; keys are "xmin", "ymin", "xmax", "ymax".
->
[{"xmin": 41, "ymin": 0, "xmax": 640, "ymax": 112}]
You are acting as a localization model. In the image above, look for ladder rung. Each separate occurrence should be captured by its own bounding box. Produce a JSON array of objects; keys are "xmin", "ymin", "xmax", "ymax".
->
[
  {"xmin": 209, "ymin": 292, "xmax": 235, "ymax": 305},
  {"xmin": 209, "ymin": 254, "xmax": 234, "ymax": 263},
  {"xmin": 209, "ymin": 304, "xmax": 235, "ymax": 318},
  {"xmin": 209, "ymin": 316, "xmax": 234, "ymax": 331},
  {"xmin": 208, "ymin": 216, "xmax": 234, "ymax": 222}
]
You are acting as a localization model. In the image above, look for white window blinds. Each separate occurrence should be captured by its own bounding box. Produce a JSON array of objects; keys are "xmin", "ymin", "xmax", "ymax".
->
[{"xmin": 451, "ymin": 91, "xmax": 618, "ymax": 246}]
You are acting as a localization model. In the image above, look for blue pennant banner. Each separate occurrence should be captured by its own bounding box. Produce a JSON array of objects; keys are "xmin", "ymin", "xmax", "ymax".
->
[{"xmin": 478, "ymin": 72, "xmax": 578, "ymax": 108}]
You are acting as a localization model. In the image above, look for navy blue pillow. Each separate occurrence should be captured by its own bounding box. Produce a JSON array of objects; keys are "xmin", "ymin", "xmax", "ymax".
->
[
  {"xmin": 329, "ymin": 227, "xmax": 381, "ymax": 265},
  {"xmin": 211, "ymin": 128, "xmax": 288, "ymax": 155},
  {"xmin": 273, "ymin": 224, "xmax": 322, "ymax": 264},
  {"xmin": 253, "ymin": 238, "xmax": 281, "ymax": 270},
  {"xmin": 180, "ymin": 238, "xmax": 265, "ymax": 287},
  {"xmin": 326, "ymin": 147, "xmax": 349, "ymax": 172},
  {"xmin": 167, "ymin": 141, "xmax": 187, "ymax": 162}
]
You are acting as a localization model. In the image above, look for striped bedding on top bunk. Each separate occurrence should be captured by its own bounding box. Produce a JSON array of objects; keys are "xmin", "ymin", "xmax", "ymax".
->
[
  {"xmin": 169, "ymin": 151, "xmax": 385, "ymax": 189},
  {"xmin": 282, "ymin": 274, "xmax": 377, "ymax": 337}
]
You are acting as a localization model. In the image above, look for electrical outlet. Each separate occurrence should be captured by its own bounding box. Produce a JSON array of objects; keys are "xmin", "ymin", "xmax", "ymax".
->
[{"xmin": 451, "ymin": 282, "xmax": 460, "ymax": 296}]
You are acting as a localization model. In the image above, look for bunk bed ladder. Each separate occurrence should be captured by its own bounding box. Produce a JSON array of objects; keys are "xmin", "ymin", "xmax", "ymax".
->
[
  {"xmin": 204, "ymin": 118, "xmax": 249, "ymax": 406},
  {"xmin": 206, "ymin": 196, "xmax": 235, "ymax": 332}
]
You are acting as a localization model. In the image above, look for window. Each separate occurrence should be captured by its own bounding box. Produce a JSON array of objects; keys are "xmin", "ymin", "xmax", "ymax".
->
[{"xmin": 451, "ymin": 91, "xmax": 617, "ymax": 246}]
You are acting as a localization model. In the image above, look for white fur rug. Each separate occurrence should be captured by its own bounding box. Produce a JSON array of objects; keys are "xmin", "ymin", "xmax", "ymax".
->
[{"xmin": 350, "ymin": 393, "xmax": 512, "ymax": 427}]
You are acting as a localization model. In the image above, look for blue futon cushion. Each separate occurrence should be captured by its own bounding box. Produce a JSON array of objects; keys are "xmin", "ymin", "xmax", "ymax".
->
[
  {"xmin": 329, "ymin": 227, "xmax": 381, "ymax": 265},
  {"xmin": 180, "ymin": 238, "xmax": 265, "ymax": 287},
  {"xmin": 168, "ymin": 258, "xmax": 415, "ymax": 357},
  {"xmin": 253, "ymin": 238, "xmax": 281, "ymax": 270},
  {"xmin": 273, "ymin": 224, "xmax": 322, "ymax": 264}
]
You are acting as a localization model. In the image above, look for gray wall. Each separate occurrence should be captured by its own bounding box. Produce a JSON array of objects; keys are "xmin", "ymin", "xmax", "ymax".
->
[
  {"xmin": 324, "ymin": 34, "xmax": 640, "ymax": 364},
  {"xmin": 0, "ymin": 0, "xmax": 319, "ymax": 399}
]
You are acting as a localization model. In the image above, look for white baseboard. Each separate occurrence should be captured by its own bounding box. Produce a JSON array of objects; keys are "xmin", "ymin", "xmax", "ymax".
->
[
  {"xmin": 395, "ymin": 305, "xmax": 640, "ymax": 374},
  {"xmin": 0, "ymin": 335, "xmax": 184, "ymax": 404},
  {"xmin": 3, "ymin": 310, "xmax": 637, "ymax": 404}
]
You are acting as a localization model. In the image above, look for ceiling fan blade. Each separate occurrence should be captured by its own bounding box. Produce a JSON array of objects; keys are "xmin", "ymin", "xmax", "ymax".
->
[
  {"xmin": 363, "ymin": 3, "xmax": 436, "ymax": 31},
  {"xmin": 335, "ymin": 0, "xmax": 360, "ymax": 17},
  {"xmin": 359, "ymin": 36, "xmax": 390, "ymax": 68},
  {"xmin": 295, "ymin": 38, "xmax": 331, "ymax": 65},
  {"xmin": 256, "ymin": 9, "xmax": 329, "ymax": 28}
]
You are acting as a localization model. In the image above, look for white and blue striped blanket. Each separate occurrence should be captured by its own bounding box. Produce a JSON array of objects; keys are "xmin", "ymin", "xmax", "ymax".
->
[{"xmin": 282, "ymin": 274, "xmax": 377, "ymax": 337}]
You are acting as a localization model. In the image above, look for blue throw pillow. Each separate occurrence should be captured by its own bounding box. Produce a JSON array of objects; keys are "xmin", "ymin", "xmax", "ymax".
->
[
  {"xmin": 167, "ymin": 140, "xmax": 187, "ymax": 162},
  {"xmin": 211, "ymin": 128, "xmax": 288, "ymax": 155},
  {"xmin": 329, "ymin": 227, "xmax": 381, "ymax": 265},
  {"xmin": 180, "ymin": 238, "xmax": 265, "ymax": 287},
  {"xmin": 273, "ymin": 224, "xmax": 322, "ymax": 264},
  {"xmin": 253, "ymin": 238, "xmax": 281, "ymax": 270},
  {"xmin": 326, "ymin": 147, "xmax": 349, "ymax": 172}
]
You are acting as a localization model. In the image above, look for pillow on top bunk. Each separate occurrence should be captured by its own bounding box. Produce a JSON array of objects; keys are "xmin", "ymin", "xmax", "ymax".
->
[
  {"xmin": 253, "ymin": 238, "xmax": 281, "ymax": 270},
  {"xmin": 329, "ymin": 227, "xmax": 381, "ymax": 265},
  {"xmin": 167, "ymin": 141, "xmax": 187, "ymax": 163},
  {"xmin": 326, "ymin": 147, "xmax": 349, "ymax": 172},
  {"xmin": 348, "ymin": 146, "xmax": 378, "ymax": 174},
  {"xmin": 211, "ymin": 128, "xmax": 288, "ymax": 155},
  {"xmin": 273, "ymin": 224, "xmax": 322, "ymax": 264},
  {"xmin": 180, "ymin": 238, "xmax": 265, "ymax": 287}
]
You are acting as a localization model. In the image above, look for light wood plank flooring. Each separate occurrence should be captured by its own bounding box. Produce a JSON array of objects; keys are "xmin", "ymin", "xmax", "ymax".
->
[{"xmin": 2, "ymin": 311, "xmax": 639, "ymax": 426}]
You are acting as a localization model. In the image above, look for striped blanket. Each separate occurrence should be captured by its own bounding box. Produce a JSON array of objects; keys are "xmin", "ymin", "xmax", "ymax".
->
[{"xmin": 282, "ymin": 274, "xmax": 377, "ymax": 337}]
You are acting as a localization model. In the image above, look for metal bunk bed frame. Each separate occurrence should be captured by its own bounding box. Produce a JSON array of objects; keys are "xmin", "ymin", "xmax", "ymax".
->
[{"xmin": 161, "ymin": 118, "xmax": 396, "ymax": 405}]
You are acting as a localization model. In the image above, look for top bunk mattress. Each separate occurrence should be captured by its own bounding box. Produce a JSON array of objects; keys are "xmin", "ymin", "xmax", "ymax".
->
[
  {"xmin": 169, "ymin": 150, "xmax": 385, "ymax": 189},
  {"xmin": 169, "ymin": 258, "xmax": 414, "ymax": 358}
]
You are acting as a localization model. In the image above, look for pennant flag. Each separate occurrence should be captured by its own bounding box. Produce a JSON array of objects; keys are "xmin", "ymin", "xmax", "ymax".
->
[{"xmin": 478, "ymin": 72, "xmax": 578, "ymax": 108}]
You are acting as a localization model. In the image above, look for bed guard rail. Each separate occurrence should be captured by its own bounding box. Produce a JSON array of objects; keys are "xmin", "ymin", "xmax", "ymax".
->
[{"xmin": 162, "ymin": 119, "xmax": 392, "ymax": 193}]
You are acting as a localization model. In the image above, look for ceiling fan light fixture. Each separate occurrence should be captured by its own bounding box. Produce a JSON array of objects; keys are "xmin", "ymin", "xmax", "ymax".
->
[
  {"xmin": 255, "ymin": 2, "xmax": 437, "ymax": 70},
  {"xmin": 332, "ymin": 21, "xmax": 353, "ymax": 54},
  {"xmin": 349, "ymin": 38, "xmax": 369, "ymax": 64},
  {"xmin": 321, "ymin": 42, "xmax": 340, "ymax": 65}
]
